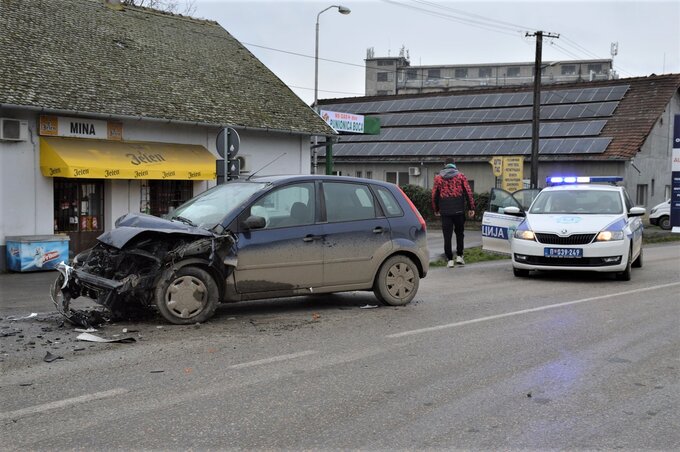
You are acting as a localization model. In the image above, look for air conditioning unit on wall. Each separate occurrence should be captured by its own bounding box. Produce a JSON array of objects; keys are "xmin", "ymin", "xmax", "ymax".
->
[
  {"xmin": 408, "ymin": 166, "xmax": 421, "ymax": 176},
  {"xmin": 0, "ymin": 118, "xmax": 29, "ymax": 141}
]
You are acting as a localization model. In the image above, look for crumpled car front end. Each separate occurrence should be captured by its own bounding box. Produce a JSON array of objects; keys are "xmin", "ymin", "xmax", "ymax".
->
[{"xmin": 51, "ymin": 213, "xmax": 236, "ymax": 327}]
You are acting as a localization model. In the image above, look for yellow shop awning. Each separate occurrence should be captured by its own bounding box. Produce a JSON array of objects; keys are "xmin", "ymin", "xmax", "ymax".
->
[{"xmin": 40, "ymin": 137, "xmax": 217, "ymax": 180}]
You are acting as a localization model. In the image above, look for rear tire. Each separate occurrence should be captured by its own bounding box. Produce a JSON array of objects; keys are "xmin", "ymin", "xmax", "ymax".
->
[
  {"xmin": 616, "ymin": 248, "xmax": 632, "ymax": 281},
  {"xmin": 659, "ymin": 216, "xmax": 671, "ymax": 230},
  {"xmin": 513, "ymin": 267, "xmax": 530, "ymax": 277},
  {"xmin": 155, "ymin": 266, "xmax": 219, "ymax": 324},
  {"xmin": 373, "ymin": 255, "xmax": 419, "ymax": 306}
]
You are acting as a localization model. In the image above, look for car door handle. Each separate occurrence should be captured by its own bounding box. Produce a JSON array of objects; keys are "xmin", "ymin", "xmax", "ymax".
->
[{"xmin": 373, "ymin": 227, "xmax": 387, "ymax": 234}]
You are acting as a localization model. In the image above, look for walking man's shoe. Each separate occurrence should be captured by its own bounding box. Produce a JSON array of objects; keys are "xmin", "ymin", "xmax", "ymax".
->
[
  {"xmin": 455, "ymin": 256, "xmax": 465, "ymax": 266},
  {"xmin": 447, "ymin": 260, "xmax": 455, "ymax": 268}
]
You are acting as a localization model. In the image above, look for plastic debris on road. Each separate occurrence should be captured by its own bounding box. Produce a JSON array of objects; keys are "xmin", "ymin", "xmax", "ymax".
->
[
  {"xmin": 76, "ymin": 332, "xmax": 136, "ymax": 343},
  {"xmin": 43, "ymin": 351, "xmax": 63, "ymax": 363},
  {"xmin": 359, "ymin": 305, "xmax": 379, "ymax": 309}
]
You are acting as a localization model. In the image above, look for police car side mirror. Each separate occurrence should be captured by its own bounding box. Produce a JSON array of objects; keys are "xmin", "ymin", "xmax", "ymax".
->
[
  {"xmin": 628, "ymin": 207, "xmax": 646, "ymax": 217},
  {"xmin": 503, "ymin": 206, "xmax": 525, "ymax": 216}
]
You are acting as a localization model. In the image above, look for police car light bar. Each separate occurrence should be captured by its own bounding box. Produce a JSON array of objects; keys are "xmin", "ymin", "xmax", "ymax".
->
[{"xmin": 546, "ymin": 176, "xmax": 623, "ymax": 186}]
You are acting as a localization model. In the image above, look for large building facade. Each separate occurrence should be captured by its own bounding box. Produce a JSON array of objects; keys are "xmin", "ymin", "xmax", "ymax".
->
[
  {"xmin": 366, "ymin": 52, "xmax": 617, "ymax": 96},
  {"xmin": 0, "ymin": 0, "xmax": 333, "ymax": 271}
]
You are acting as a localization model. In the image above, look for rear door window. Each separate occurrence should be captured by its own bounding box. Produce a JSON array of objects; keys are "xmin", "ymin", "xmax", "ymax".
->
[
  {"xmin": 374, "ymin": 186, "xmax": 403, "ymax": 217},
  {"xmin": 323, "ymin": 182, "xmax": 377, "ymax": 222}
]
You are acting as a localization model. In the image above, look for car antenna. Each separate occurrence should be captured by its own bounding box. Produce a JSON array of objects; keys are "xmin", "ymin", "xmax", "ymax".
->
[{"xmin": 246, "ymin": 152, "xmax": 287, "ymax": 180}]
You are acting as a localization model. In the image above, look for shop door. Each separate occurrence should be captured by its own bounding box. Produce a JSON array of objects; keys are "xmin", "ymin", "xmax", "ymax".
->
[{"xmin": 54, "ymin": 179, "xmax": 104, "ymax": 257}]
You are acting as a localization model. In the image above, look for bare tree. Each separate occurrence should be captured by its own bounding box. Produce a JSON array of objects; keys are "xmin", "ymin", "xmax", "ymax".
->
[{"xmin": 122, "ymin": 0, "xmax": 197, "ymax": 16}]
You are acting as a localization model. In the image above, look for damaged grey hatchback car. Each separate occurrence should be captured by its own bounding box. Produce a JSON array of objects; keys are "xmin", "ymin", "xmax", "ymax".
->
[{"xmin": 52, "ymin": 175, "xmax": 429, "ymax": 325}]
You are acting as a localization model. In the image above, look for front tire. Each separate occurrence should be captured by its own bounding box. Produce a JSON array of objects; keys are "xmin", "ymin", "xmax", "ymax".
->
[
  {"xmin": 155, "ymin": 266, "xmax": 219, "ymax": 324},
  {"xmin": 632, "ymin": 247, "xmax": 643, "ymax": 268},
  {"xmin": 616, "ymin": 248, "xmax": 632, "ymax": 281},
  {"xmin": 373, "ymin": 255, "xmax": 419, "ymax": 306},
  {"xmin": 659, "ymin": 216, "xmax": 671, "ymax": 230},
  {"xmin": 513, "ymin": 267, "xmax": 530, "ymax": 277}
]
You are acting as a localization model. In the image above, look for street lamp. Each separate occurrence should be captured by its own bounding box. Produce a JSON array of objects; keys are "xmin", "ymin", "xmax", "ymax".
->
[
  {"xmin": 313, "ymin": 4, "xmax": 350, "ymax": 175},
  {"xmin": 314, "ymin": 5, "xmax": 351, "ymax": 109}
]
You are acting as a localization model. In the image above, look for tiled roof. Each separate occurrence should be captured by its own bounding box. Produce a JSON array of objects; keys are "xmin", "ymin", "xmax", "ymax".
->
[
  {"xmin": 0, "ymin": 0, "xmax": 334, "ymax": 136},
  {"xmin": 319, "ymin": 74, "xmax": 680, "ymax": 161}
]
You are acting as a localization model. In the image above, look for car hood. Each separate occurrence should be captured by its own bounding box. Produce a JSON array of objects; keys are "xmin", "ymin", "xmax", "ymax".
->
[
  {"xmin": 97, "ymin": 213, "xmax": 215, "ymax": 249},
  {"xmin": 525, "ymin": 214, "xmax": 623, "ymax": 234}
]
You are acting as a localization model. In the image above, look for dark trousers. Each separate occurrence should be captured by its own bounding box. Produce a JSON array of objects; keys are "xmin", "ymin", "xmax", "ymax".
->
[{"xmin": 441, "ymin": 214, "xmax": 465, "ymax": 260}]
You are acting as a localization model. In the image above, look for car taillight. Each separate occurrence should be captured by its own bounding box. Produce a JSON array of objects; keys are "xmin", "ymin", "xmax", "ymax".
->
[{"xmin": 398, "ymin": 187, "xmax": 426, "ymax": 231}]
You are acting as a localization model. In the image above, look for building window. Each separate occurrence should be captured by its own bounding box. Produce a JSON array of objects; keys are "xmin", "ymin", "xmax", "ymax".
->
[
  {"xmin": 588, "ymin": 64, "xmax": 603, "ymax": 74},
  {"xmin": 356, "ymin": 171, "xmax": 362, "ymax": 178},
  {"xmin": 366, "ymin": 171, "xmax": 373, "ymax": 179},
  {"xmin": 140, "ymin": 180, "xmax": 193, "ymax": 217},
  {"xmin": 406, "ymin": 69, "xmax": 418, "ymax": 80},
  {"xmin": 427, "ymin": 69, "xmax": 440, "ymax": 80},
  {"xmin": 377, "ymin": 72, "xmax": 389, "ymax": 82},
  {"xmin": 454, "ymin": 68, "xmax": 468, "ymax": 78},
  {"xmin": 377, "ymin": 60, "xmax": 393, "ymax": 66},
  {"xmin": 385, "ymin": 171, "xmax": 410, "ymax": 185},
  {"xmin": 479, "ymin": 67, "xmax": 492, "ymax": 78},
  {"xmin": 506, "ymin": 67, "xmax": 520, "ymax": 77},
  {"xmin": 651, "ymin": 179, "xmax": 655, "ymax": 197},
  {"xmin": 636, "ymin": 184, "xmax": 648, "ymax": 206},
  {"xmin": 665, "ymin": 185, "xmax": 671, "ymax": 199},
  {"xmin": 561, "ymin": 65, "xmax": 577, "ymax": 75}
]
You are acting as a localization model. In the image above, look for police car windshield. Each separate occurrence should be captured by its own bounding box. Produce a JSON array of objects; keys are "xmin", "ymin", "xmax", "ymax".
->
[
  {"xmin": 170, "ymin": 182, "xmax": 267, "ymax": 229},
  {"xmin": 529, "ymin": 189, "xmax": 623, "ymax": 215}
]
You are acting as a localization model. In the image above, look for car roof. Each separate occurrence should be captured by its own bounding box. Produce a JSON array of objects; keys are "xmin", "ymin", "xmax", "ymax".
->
[
  {"xmin": 542, "ymin": 184, "xmax": 623, "ymax": 192},
  {"xmin": 237, "ymin": 174, "xmax": 396, "ymax": 188}
]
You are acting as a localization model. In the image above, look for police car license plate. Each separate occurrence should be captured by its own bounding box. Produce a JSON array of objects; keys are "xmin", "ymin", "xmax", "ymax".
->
[{"xmin": 544, "ymin": 248, "xmax": 583, "ymax": 258}]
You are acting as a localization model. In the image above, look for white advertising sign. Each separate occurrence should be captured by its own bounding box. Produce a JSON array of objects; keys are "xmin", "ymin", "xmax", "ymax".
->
[
  {"xmin": 320, "ymin": 110, "xmax": 364, "ymax": 133},
  {"xmin": 40, "ymin": 115, "xmax": 110, "ymax": 139}
]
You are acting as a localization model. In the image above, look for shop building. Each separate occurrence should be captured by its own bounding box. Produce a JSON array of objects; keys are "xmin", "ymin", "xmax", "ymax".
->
[{"xmin": 0, "ymin": 0, "xmax": 333, "ymax": 271}]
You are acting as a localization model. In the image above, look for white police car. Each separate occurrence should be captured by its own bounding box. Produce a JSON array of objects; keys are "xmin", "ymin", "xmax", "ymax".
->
[{"xmin": 482, "ymin": 177, "xmax": 645, "ymax": 280}]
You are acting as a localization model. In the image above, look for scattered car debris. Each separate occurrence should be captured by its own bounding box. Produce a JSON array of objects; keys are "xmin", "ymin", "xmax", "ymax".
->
[
  {"xmin": 359, "ymin": 304, "xmax": 379, "ymax": 309},
  {"xmin": 7, "ymin": 313, "xmax": 38, "ymax": 321},
  {"xmin": 74, "ymin": 327, "xmax": 97, "ymax": 333},
  {"xmin": 150, "ymin": 370, "xmax": 164, "ymax": 373},
  {"xmin": 76, "ymin": 332, "xmax": 136, "ymax": 343},
  {"xmin": 43, "ymin": 351, "xmax": 63, "ymax": 363}
]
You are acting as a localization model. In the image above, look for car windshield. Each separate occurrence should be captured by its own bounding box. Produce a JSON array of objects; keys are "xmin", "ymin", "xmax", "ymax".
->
[
  {"xmin": 170, "ymin": 182, "xmax": 267, "ymax": 229},
  {"xmin": 529, "ymin": 189, "xmax": 623, "ymax": 214}
]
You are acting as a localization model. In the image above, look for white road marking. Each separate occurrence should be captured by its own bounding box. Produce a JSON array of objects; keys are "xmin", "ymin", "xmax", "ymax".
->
[
  {"xmin": 387, "ymin": 282, "xmax": 680, "ymax": 339},
  {"xmin": 0, "ymin": 388, "xmax": 128, "ymax": 421},
  {"xmin": 229, "ymin": 350, "xmax": 317, "ymax": 369}
]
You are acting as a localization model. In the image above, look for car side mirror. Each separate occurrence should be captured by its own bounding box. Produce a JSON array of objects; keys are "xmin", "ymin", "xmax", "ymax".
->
[
  {"xmin": 242, "ymin": 215, "xmax": 266, "ymax": 230},
  {"xmin": 628, "ymin": 207, "xmax": 646, "ymax": 217},
  {"xmin": 503, "ymin": 206, "xmax": 525, "ymax": 216}
]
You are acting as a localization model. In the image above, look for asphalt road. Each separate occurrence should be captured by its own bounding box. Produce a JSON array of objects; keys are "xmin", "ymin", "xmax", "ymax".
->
[{"xmin": 1, "ymin": 243, "xmax": 679, "ymax": 450}]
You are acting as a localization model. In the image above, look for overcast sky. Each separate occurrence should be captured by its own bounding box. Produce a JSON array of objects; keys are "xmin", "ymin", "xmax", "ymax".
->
[{"xmin": 193, "ymin": 0, "xmax": 680, "ymax": 105}]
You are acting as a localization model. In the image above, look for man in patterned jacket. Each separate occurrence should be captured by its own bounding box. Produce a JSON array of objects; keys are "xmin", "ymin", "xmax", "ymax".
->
[{"xmin": 432, "ymin": 160, "xmax": 476, "ymax": 268}]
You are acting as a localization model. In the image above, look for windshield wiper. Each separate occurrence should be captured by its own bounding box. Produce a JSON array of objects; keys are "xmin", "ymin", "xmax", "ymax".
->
[{"xmin": 172, "ymin": 216, "xmax": 197, "ymax": 227}]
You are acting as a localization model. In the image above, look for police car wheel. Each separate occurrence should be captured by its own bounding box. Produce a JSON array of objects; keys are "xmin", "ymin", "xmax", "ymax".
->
[
  {"xmin": 632, "ymin": 247, "xmax": 643, "ymax": 268},
  {"xmin": 616, "ymin": 248, "xmax": 632, "ymax": 281},
  {"xmin": 513, "ymin": 267, "xmax": 530, "ymax": 277}
]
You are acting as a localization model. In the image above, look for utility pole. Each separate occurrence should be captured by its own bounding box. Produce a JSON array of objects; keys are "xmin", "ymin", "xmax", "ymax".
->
[{"xmin": 526, "ymin": 30, "xmax": 559, "ymax": 189}]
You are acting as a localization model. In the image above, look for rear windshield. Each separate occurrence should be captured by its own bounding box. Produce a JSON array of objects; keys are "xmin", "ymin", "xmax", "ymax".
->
[
  {"xmin": 529, "ymin": 190, "xmax": 623, "ymax": 215},
  {"xmin": 171, "ymin": 182, "xmax": 267, "ymax": 229}
]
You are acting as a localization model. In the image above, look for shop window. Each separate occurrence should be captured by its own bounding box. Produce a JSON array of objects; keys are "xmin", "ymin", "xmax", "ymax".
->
[
  {"xmin": 54, "ymin": 179, "xmax": 104, "ymax": 233},
  {"xmin": 140, "ymin": 180, "xmax": 194, "ymax": 217}
]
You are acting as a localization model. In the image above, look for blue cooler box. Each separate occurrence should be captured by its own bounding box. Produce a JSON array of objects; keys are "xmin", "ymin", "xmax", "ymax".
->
[{"xmin": 5, "ymin": 235, "xmax": 70, "ymax": 272}]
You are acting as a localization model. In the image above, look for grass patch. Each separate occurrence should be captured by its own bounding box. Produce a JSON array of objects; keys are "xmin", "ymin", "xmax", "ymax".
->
[
  {"xmin": 643, "ymin": 233, "xmax": 680, "ymax": 244},
  {"xmin": 430, "ymin": 246, "xmax": 509, "ymax": 267}
]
